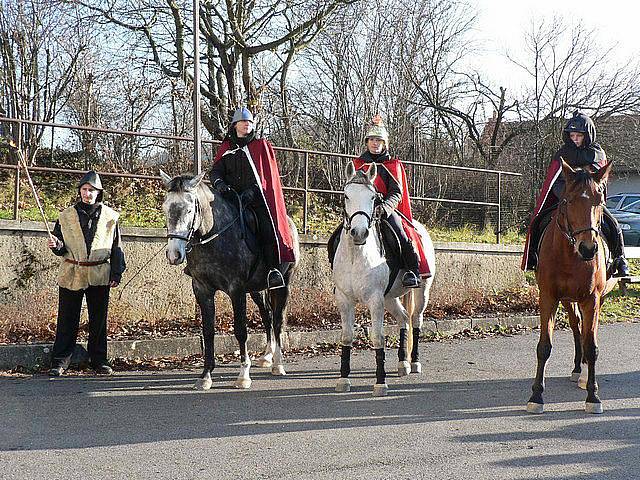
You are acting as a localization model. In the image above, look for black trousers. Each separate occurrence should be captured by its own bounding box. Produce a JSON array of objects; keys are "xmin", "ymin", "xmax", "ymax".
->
[
  {"xmin": 51, "ymin": 285, "xmax": 110, "ymax": 369},
  {"xmin": 384, "ymin": 211, "xmax": 420, "ymax": 272},
  {"xmin": 253, "ymin": 204, "xmax": 279, "ymax": 268}
]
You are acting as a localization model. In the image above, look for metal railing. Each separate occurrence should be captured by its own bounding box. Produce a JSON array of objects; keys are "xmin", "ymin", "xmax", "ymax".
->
[{"xmin": 0, "ymin": 116, "xmax": 522, "ymax": 242}]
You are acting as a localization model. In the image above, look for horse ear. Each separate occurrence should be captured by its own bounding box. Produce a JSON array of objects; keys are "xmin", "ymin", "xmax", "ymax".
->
[
  {"xmin": 187, "ymin": 171, "xmax": 206, "ymax": 191},
  {"xmin": 345, "ymin": 162, "xmax": 356, "ymax": 180},
  {"xmin": 593, "ymin": 160, "xmax": 613, "ymax": 185},
  {"xmin": 159, "ymin": 169, "xmax": 172, "ymax": 188},
  {"xmin": 560, "ymin": 157, "xmax": 576, "ymax": 181},
  {"xmin": 366, "ymin": 162, "xmax": 378, "ymax": 183}
]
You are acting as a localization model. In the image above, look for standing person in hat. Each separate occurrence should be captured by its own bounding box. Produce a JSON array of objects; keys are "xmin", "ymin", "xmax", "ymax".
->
[
  {"xmin": 47, "ymin": 171, "xmax": 126, "ymax": 376},
  {"xmin": 352, "ymin": 115, "xmax": 431, "ymax": 287},
  {"xmin": 522, "ymin": 110, "xmax": 629, "ymax": 276},
  {"xmin": 209, "ymin": 107, "xmax": 295, "ymax": 289}
]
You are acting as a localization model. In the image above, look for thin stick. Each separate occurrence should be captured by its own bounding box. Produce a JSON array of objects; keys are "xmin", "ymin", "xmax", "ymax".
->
[{"xmin": 7, "ymin": 139, "xmax": 53, "ymax": 237}]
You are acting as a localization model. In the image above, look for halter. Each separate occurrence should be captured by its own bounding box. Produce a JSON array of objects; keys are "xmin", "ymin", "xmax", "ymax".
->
[
  {"xmin": 555, "ymin": 197, "xmax": 602, "ymax": 247},
  {"xmin": 166, "ymin": 191, "xmax": 240, "ymax": 253}
]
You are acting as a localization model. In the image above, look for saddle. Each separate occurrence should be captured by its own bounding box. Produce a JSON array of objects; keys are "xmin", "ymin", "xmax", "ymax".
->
[{"xmin": 327, "ymin": 219, "xmax": 402, "ymax": 294}]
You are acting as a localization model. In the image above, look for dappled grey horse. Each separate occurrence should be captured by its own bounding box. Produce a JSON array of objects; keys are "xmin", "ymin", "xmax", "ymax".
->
[
  {"xmin": 333, "ymin": 163, "xmax": 436, "ymax": 396},
  {"xmin": 160, "ymin": 171, "xmax": 300, "ymax": 390}
]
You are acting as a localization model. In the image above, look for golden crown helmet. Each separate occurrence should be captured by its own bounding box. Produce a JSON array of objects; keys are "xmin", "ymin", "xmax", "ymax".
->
[{"xmin": 364, "ymin": 114, "xmax": 389, "ymax": 146}]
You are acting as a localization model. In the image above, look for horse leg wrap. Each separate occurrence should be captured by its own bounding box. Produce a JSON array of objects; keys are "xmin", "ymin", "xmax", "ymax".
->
[
  {"xmin": 340, "ymin": 345, "xmax": 351, "ymax": 378},
  {"xmin": 375, "ymin": 348, "xmax": 386, "ymax": 384},
  {"xmin": 411, "ymin": 327, "xmax": 420, "ymax": 362},
  {"xmin": 398, "ymin": 329, "xmax": 407, "ymax": 362}
]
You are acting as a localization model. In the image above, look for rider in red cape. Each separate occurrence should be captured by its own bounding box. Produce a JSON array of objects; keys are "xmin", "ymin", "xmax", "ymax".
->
[
  {"xmin": 353, "ymin": 115, "xmax": 431, "ymax": 287},
  {"xmin": 522, "ymin": 110, "xmax": 629, "ymax": 276},
  {"xmin": 210, "ymin": 107, "xmax": 295, "ymax": 290}
]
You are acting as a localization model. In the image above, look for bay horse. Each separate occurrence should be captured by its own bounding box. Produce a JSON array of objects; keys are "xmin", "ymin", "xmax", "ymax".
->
[
  {"xmin": 527, "ymin": 159, "xmax": 617, "ymax": 414},
  {"xmin": 160, "ymin": 170, "xmax": 300, "ymax": 390},
  {"xmin": 333, "ymin": 162, "xmax": 436, "ymax": 396}
]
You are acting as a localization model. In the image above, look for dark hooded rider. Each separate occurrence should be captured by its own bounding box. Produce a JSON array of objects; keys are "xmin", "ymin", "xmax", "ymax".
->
[
  {"xmin": 209, "ymin": 107, "xmax": 296, "ymax": 290},
  {"xmin": 47, "ymin": 171, "xmax": 126, "ymax": 376},
  {"xmin": 352, "ymin": 115, "xmax": 430, "ymax": 288},
  {"xmin": 522, "ymin": 111, "xmax": 629, "ymax": 277}
]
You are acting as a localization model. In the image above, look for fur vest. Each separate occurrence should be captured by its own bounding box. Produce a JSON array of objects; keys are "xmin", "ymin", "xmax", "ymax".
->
[{"xmin": 57, "ymin": 205, "xmax": 119, "ymax": 290}]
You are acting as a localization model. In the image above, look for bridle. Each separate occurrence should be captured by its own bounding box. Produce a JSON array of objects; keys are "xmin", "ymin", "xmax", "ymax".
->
[
  {"xmin": 166, "ymin": 191, "xmax": 240, "ymax": 253},
  {"xmin": 343, "ymin": 181, "xmax": 379, "ymax": 233},
  {"xmin": 555, "ymin": 196, "xmax": 603, "ymax": 247},
  {"xmin": 166, "ymin": 195, "xmax": 202, "ymax": 250}
]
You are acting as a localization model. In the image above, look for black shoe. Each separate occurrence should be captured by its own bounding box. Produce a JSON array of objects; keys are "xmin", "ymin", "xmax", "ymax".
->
[
  {"xmin": 94, "ymin": 364, "xmax": 113, "ymax": 375},
  {"xmin": 48, "ymin": 366, "xmax": 65, "ymax": 377},
  {"xmin": 267, "ymin": 269, "xmax": 285, "ymax": 290},
  {"xmin": 402, "ymin": 271, "xmax": 420, "ymax": 288},
  {"xmin": 614, "ymin": 257, "xmax": 630, "ymax": 277}
]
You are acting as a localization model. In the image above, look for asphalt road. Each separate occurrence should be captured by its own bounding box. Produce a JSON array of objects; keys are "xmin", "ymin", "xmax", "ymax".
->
[{"xmin": 1, "ymin": 322, "xmax": 639, "ymax": 480}]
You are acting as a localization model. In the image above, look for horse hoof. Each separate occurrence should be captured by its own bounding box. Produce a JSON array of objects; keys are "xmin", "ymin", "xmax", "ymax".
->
[
  {"xmin": 585, "ymin": 402, "xmax": 603, "ymax": 414},
  {"xmin": 194, "ymin": 377, "xmax": 213, "ymax": 391},
  {"xmin": 570, "ymin": 372, "xmax": 580, "ymax": 382},
  {"xmin": 234, "ymin": 378, "xmax": 252, "ymax": 389},
  {"xmin": 526, "ymin": 402, "xmax": 544, "ymax": 414},
  {"xmin": 578, "ymin": 377, "xmax": 587, "ymax": 390},
  {"xmin": 372, "ymin": 383, "xmax": 388, "ymax": 397},
  {"xmin": 271, "ymin": 365, "xmax": 286, "ymax": 376},
  {"xmin": 410, "ymin": 362, "xmax": 422, "ymax": 374},
  {"xmin": 335, "ymin": 378, "xmax": 351, "ymax": 393},
  {"xmin": 398, "ymin": 361, "xmax": 411, "ymax": 377},
  {"xmin": 255, "ymin": 356, "xmax": 273, "ymax": 368}
]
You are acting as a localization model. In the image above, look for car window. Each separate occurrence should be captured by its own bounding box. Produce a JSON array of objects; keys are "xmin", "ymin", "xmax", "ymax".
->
[
  {"xmin": 606, "ymin": 196, "xmax": 621, "ymax": 209},
  {"xmin": 621, "ymin": 195, "xmax": 640, "ymax": 208},
  {"xmin": 623, "ymin": 200, "xmax": 640, "ymax": 214}
]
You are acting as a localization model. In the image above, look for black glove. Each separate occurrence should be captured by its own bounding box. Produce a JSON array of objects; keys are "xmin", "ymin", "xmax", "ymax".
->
[
  {"xmin": 214, "ymin": 179, "xmax": 231, "ymax": 195},
  {"xmin": 240, "ymin": 187, "xmax": 257, "ymax": 205}
]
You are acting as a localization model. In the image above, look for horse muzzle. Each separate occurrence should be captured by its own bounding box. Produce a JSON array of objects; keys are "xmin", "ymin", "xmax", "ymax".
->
[
  {"xmin": 577, "ymin": 241, "xmax": 598, "ymax": 261},
  {"xmin": 349, "ymin": 227, "xmax": 369, "ymax": 245},
  {"xmin": 166, "ymin": 239, "xmax": 187, "ymax": 265}
]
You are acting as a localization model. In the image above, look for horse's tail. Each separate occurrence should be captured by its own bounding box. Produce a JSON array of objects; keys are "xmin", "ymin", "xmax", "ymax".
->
[{"xmin": 402, "ymin": 289, "xmax": 416, "ymax": 359}]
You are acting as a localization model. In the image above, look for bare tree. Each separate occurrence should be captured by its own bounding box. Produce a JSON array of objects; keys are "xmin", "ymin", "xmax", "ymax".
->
[
  {"xmin": 0, "ymin": 0, "xmax": 88, "ymax": 163},
  {"xmin": 74, "ymin": 0, "xmax": 359, "ymax": 138}
]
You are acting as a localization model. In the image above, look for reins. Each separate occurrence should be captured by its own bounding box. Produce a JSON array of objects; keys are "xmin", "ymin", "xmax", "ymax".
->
[{"xmin": 166, "ymin": 187, "xmax": 242, "ymax": 253}]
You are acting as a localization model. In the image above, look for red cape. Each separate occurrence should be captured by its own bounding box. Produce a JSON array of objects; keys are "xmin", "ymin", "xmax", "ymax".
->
[
  {"xmin": 353, "ymin": 157, "xmax": 431, "ymax": 276},
  {"xmin": 521, "ymin": 154, "xmax": 608, "ymax": 270},
  {"xmin": 215, "ymin": 139, "xmax": 295, "ymax": 263}
]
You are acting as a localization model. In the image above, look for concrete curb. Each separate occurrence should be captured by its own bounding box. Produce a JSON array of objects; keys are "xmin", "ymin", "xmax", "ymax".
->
[{"xmin": 0, "ymin": 315, "xmax": 540, "ymax": 370}]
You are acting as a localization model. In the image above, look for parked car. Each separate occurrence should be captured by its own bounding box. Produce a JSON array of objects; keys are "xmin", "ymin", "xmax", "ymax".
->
[
  {"xmin": 606, "ymin": 192, "xmax": 640, "ymax": 211},
  {"xmin": 611, "ymin": 199, "xmax": 640, "ymax": 246}
]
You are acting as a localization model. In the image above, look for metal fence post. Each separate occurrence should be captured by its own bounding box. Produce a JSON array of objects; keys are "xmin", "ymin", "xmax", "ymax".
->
[
  {"xmin": 12, "ymin": 121, "xmax": 22, "ymax": 220},
  {"xmin": 496, "ymin": 172, "xmax": 502, "ymax": 244},
  {"xmin": 303, "ymin": 152, "xmax": 309, "ymax": 234}
]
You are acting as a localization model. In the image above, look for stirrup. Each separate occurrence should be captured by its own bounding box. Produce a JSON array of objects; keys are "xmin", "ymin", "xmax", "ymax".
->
[
  {"xmin": 267, "ymin": 269, "xmax": 285, "ymax": 290},
  {"xmin": 402, "ymin": 271, "xmax": 420, "ymax": 288}
]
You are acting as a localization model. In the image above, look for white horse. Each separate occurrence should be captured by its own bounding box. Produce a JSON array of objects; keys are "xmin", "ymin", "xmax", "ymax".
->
[{"xmin": 333, "ymin": 162, "xmax": 436, "ymax": 396}]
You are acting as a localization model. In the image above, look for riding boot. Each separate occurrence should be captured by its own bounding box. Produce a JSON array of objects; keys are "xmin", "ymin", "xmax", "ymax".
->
[
  {"xmin": 263, "ymin": 242, "xmax": 285, "ymax": 290},
  {"xmin": 401, "ymin": 244, "xmax": 421, "ymax": 288},
  {"xmin": 602, "ymin": 208, "xmax": 629, "ymax": 277}
]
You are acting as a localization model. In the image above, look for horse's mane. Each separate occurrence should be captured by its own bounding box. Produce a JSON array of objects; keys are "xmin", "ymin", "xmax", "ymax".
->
[
  {"xmin": 346, "ymin": 170, "xmax": 373, "ymax": 186},
  {"xmin": 167, "ymin": 174, "xmax": 197, "ymax": 193},
  {"xmin": 572, "ymin": 169, "xmax": 596, "ymax": 187}
]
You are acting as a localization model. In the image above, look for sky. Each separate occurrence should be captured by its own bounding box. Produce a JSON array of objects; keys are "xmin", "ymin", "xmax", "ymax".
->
[{"xmin": 471, "ymin": 0, "xmax": 640, "ymax": 90}]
